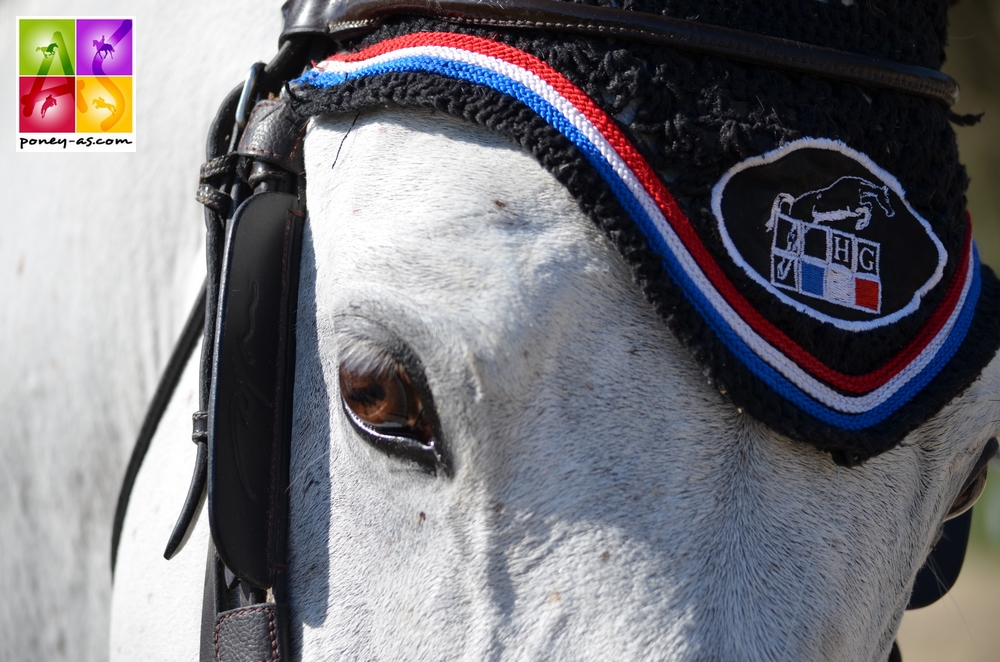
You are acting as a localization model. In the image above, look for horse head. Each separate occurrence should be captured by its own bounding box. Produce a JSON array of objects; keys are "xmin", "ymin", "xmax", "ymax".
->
[
  {"xmin": 277, "ymin": 108, "xmax": 999, "ymax": 661},
  {"xmin": 105, "ymin": 1, "xmax": 1000, "ymax": 661}
]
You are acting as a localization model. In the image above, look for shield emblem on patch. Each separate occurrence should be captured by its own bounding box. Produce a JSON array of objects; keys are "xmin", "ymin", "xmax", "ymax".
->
[{"xmin": 712, "ymin": 138, "xmax": 947, "ymax": 330}]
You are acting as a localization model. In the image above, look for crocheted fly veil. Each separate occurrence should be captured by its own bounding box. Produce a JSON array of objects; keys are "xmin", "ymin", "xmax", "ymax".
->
[{"xmin": 284, "ymin": 0, "xmax": 1000, "ymax": 466}]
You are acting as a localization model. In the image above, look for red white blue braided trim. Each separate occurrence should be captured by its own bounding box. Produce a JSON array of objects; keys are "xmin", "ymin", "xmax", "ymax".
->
[{"xmin": 294, "ymin": 33, "xmax": 980, "ymax": 429}]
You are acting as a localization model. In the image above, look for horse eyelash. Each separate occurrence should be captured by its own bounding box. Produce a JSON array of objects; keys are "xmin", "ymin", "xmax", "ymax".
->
[{"xmin": 338, "ymin": 343, "xmax": 398, "ymax": 376}]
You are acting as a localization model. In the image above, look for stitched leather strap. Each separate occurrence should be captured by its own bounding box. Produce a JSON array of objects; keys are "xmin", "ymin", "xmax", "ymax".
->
[
  {"xmin": 280, "ymin": 0, "xmax": 959, "ymax": 106},
  {"xmin": 215, "ymin": 605, "xmax": 282, "ymax": 662},
  {"xmin": 201, "ymin": 545, "xmax": 286, "ymax": 662},
  {"xmin": 237, "ymin": 100, "xmax": 307, "ymax": 175}
]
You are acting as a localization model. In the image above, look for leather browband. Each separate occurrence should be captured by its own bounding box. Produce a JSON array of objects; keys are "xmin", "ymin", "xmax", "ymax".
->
[{"xmin": 280, "ymin": 0, "xmax": 960, "ymax": 106}]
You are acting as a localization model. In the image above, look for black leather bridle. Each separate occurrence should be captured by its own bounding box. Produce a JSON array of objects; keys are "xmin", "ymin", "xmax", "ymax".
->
[{"xmin": 109, "ymin": 1, "xmax": 974, "ymax": 659}]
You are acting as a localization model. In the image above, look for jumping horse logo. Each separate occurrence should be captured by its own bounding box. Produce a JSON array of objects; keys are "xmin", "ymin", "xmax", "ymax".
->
[
  {"xmin": 93, "ymin": 97, "xmax": 116, "ymax": 115},
  {"xmin": 39, "ymin": 94, "xmax": 57, "ymax": 118},
  {"xmin": 766, "ymin": 177, "xmax": 892, "ymax": 314}
]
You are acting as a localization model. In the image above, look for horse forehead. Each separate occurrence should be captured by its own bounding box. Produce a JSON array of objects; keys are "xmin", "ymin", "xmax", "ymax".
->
[
  {"xmin": 307, "ymin": 111, "xmax": 584, "ymax": 244},
  {"xmin": 303, "ymin": 115, "xmax": 782, "ymax": 485},
  {"xmin": 303, "ymin": 112, "xmax": 746, "ymax": 460},
  {"xmin": 304, "ymin": 111, "xmax": 654, "ymax": 345}
]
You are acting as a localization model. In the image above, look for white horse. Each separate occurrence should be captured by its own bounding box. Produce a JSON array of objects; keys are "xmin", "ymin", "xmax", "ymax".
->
[
  {"xmin": 1, "ymin": 1, "xmax": 996, "ymax": 661},
  {"xmin": 109, "ymin": 102, "xmax": 1000, "ymax": 660}
]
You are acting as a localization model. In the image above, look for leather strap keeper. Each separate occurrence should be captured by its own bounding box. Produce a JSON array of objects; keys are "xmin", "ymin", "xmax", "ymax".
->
[
  {"xmin": 237, "ymin": 100, "xmax": 307, "ymax": 175},
  {"xmin": 214, "ymin": 604, "xmax": 282, "ymax": 662}
]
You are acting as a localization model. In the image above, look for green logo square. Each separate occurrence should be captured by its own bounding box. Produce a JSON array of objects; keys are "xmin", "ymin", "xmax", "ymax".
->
[{"xmin": 19, "ymin": 18, "xmax": 76, "ymax": 76}]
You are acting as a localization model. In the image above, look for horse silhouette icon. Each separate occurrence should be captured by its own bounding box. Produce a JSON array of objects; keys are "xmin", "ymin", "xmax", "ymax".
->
[
  {"xmin": 36, "ymin": 43, "xmax": 58, "ymax": 59},
  {"xmin": 40, "ymin": 94, "xmax": 57, "ymax": 118},
  {"xmin": 93, "ymin": 97, "xmax": 116, "ymax": 115},
  {"xmin": 93, "ymin": 36, "xmax": 115, "ymax": 60},
  {"xmin": 777, "ymin": 176, "xmax": 895, "ymax": 232}
]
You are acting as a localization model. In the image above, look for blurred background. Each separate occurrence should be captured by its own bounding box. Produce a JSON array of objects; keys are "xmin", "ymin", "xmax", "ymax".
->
[{"xmin": 897, "ymin": 0, "xmax": 1000, "ymax": 659}]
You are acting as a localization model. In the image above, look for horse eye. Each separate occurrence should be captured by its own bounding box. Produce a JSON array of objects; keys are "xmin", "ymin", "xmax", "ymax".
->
[
  {"xmin": 945, "ymin": 438, "xmax": 998, "ymax": 521},
  {"xmin": 338, "ymin": 349, "xmax": 443, "ymax": 471},
  {"xmin": 340, "ymin": 358, "xmax": 424, "ymax": 433}
]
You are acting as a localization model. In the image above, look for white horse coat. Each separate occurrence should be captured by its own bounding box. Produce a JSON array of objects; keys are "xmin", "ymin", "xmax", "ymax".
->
[{"xmin": 110, "ymin": 109, "xmax": 1000, "ymax": 661}]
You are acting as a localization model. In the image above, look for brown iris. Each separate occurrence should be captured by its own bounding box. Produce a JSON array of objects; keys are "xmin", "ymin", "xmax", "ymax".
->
[{"xmin": 339, "ymin": 355, "xmax": 432, "ymax": 443}]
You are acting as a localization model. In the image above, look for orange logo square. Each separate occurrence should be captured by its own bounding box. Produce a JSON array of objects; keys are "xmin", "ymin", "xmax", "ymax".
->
[{"xmin": 76, "ymin": 76, "xmax": 131, "ymax": 133}]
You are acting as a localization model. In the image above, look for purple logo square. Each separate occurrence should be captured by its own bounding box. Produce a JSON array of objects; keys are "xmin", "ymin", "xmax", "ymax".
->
[{"xmin": 76, "ymin": 19, "xmax": 132, "ymax": 76}]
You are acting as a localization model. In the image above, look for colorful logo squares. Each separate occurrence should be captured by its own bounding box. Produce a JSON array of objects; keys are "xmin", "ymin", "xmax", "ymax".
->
[{"xmin": 16, "ymin": 17, "xmax": 134, "ymax": 151}]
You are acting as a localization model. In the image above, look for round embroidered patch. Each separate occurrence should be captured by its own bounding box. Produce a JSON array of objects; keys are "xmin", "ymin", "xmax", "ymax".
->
[{"xmin": 712, "ymin": 139, "xmax": 947, "ymax": 330}]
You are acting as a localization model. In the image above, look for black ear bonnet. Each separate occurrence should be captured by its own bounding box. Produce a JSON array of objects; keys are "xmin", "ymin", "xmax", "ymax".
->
[{"xmin": 281, "ymin": 4, "xmax": 1000, "ymax": 467}]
